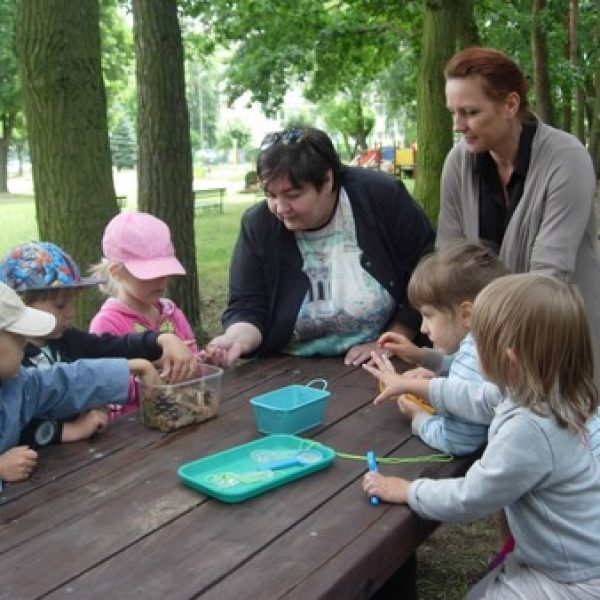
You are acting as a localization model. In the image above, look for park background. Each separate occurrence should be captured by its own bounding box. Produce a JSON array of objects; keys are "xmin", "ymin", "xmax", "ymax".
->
[{"xmin": 1, "ymin": 1, "xmax": 599, "ymax": 597}]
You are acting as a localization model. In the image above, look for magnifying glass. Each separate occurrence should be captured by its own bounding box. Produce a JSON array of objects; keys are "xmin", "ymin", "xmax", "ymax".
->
[{"xmin": 257, "ymin": 450, "xmax": 323, "ymax": 471}]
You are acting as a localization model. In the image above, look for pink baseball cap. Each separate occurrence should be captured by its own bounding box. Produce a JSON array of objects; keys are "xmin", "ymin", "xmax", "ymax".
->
[{"xmin": 102, "ymin": 212, "xmax": 186, "ymax": 280}]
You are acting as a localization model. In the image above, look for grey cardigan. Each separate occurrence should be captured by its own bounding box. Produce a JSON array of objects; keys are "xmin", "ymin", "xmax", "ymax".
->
[{"xmin": 437, "ymin": 121, "xmax": 600, "ymax": 390}]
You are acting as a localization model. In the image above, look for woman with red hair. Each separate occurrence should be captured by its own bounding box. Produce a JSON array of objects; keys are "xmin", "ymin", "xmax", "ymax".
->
[{"xmin": 437, "ymin": 46, "xmax": 600, "ymax": 393}]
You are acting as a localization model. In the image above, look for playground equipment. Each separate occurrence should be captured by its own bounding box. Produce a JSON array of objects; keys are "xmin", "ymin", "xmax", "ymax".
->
[
  {"xmin": 353, "ymin": 144, "xmax": 416, "ymax": 178},
  {"xmin": 394, "ymin": 147, "xmax": 416, "ymax": 178}
]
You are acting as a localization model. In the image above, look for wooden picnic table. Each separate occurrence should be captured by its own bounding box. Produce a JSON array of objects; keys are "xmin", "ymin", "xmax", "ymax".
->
[{"xmin": 0, "ymin": 355, "xmax": 473, "ymax": 599}]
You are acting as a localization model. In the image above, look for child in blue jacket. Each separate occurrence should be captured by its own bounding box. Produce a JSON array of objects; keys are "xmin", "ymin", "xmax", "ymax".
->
[{"xmin": 0, "ymin": 282, "xmax": 160, "ymax": 488}]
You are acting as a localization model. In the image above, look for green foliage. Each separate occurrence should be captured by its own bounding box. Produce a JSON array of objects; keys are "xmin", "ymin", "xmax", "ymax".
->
[
  {"xmin": 186, "ymin": 61, "xmax": 219, "ymax": 149},
  {"xmin": 282, "ymin": 108, "xmax": 319, "ymax": 130},
  {"xmin": 320, "ymin": 96, "xmax": 375, "ymax": 157},
  {"xmin": 181, "ymin": 0, "xmax": 415, "ymax": 118},
  {"xmin": 0, "ymin": 0, "xmax": 20, "ymax": 116},
  {"xmin": 476, "ymin": 0, "xmax": 598, "ymax": 133},
  {"xmin": 217, "ymin": 119, "xmax": 251, "ymax": 150},
  {"xmin": 110, "ymin": 115, "xmax": 136, "ymax": 169},
  {"xmin": 100, "ymin": 0, "xmax": 135, "ymax": 129}
]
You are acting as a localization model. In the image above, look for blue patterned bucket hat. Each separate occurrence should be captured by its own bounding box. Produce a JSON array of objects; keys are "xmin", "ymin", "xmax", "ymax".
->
[{"xmin": 0, "ymin": 242, "xmax": 102, "ymax": 291}]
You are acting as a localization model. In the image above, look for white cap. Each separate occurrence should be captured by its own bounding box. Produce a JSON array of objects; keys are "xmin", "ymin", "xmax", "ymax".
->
[{"xmin": 0, "ymin": 282, "xmax": 56, "ymax": 336}]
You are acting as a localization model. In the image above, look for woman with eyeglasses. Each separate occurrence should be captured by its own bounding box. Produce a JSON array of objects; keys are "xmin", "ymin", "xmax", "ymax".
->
[
  {"xmin": 437, "ymin": 46, "xmax": 600, "ymax": 393},
  {"xmin": 207, "ymin": 126, "xmax": 435, "ymax": 367}
]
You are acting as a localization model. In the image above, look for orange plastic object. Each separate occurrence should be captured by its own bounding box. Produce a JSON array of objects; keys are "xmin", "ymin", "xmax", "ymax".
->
[
  {"xmin": 400, "ymin": 393, "xmax": 436, "ymax": 415},
  {"xmin": 377, "ymin": 382, "xmax": 436, "ymax": 414}
]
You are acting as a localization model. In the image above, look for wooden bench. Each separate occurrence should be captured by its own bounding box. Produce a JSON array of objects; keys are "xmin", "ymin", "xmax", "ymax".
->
[
  {"xmin": 194, "ymin": 187, "xmax": 226, "ymax": 213},
  {"xmin": 394, "ymin": 148, "xmax": 416, "ymax": 179}
]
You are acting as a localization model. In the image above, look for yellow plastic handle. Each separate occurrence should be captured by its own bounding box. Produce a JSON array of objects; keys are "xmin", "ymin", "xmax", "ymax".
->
[{"xmin": 401, "ymin": 393, "xmax": 436, "ymax": 415}]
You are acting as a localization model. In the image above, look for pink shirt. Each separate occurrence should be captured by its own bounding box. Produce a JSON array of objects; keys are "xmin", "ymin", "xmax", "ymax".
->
[{"xmin": 90, "ymin": 298, "xmax": 199, "ymax": 419}]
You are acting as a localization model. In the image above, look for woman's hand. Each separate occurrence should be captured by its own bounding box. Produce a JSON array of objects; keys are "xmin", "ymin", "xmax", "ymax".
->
[
  {"xmin": 205, "ymin": 335, "xmax": 244, "ymax": 368},
  {"xmin": 344, "ymin": 341, "xmax": 389, "ymax": 366},
  {"xmin": 362, "ymin": 472, "xmax": 411, "ymax": 504},
  {"xmin": 206, "ymin": 323, "xmax": 262, "ymax": 368},
  {"xmin": 156, "ymin": 333, "xmax": 199, "ymax": 383},
  {"xmin": 0, "ymin": 446, "xmax": 38, "ymax": 482},
  {"xmin": 377, "ymin": 331, "xmax": 425, "ymax": 365}
]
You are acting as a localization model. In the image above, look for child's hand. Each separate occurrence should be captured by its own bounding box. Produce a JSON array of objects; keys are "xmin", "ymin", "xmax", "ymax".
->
[
  {"xmin": 0, "ymin": 446, "xmax": 38, "ymax": 482},
  {"xmin": 128, "ymin": 358, "xmax": 162, "ymax": 388},
  {"xmin": 377, "ymin": 332, "xmax": 425, "ymax": 365},
  {"xmin": 397, "ymin": 394, "xmax": 431, "ymax": 420},
  {"xmin": 156, "ymin": 333, "xmax": 199, "ymax": 383},
  {"xmin": 362, "ymin": 472, "xmax": 411, "ymax": 504},
  {"xmin": 402, "ymin": 367, "xmax": 435, "ymax": 379},
  {"xmin": 362, "ymin": 352, "xmax": 408, "ymax": 405},
  {"xmin": 61, "ymin": 409, "xmax": 109, "ymax": 443}
]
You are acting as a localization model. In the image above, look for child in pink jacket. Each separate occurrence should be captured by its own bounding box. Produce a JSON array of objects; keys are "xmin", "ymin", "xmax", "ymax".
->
[{"xmin": 90, "ymin": 212, "xmax": 200, "ymax": 417}]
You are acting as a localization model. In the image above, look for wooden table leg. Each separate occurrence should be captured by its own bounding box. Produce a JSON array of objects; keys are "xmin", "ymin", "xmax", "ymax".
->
[{"xmin": 371, "ymin": 553, "xmax": 417, "ymax": 600}]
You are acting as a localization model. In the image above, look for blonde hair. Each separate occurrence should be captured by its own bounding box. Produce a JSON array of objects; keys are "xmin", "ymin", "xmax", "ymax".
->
[
  {"xmin": 89, "ymin": 258, "xmax": 121, "ymax": 298},
  {"xmin": 472, "ymin": 273, "xmax": 597, "ymax": 432},
  {"xmin": 408, "ymin": 241, "xmax": 508, "ymax": 312}
]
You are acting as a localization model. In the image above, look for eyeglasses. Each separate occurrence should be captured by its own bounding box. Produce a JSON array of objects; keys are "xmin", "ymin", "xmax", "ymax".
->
[{"xmin": 260, "ymin": 127, "xmax": 307, "ymax": 151}]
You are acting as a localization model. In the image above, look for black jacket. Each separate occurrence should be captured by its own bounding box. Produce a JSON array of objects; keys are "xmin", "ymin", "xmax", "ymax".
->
[{"xmin": 22, "ymin": 328, "xmax": 163, "ymax": 367}]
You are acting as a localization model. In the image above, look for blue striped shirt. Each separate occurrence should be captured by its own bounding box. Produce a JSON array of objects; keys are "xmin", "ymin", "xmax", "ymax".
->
[{"xmin": 414, "ymin": 333, "xmax": 488, "ymax": 456}]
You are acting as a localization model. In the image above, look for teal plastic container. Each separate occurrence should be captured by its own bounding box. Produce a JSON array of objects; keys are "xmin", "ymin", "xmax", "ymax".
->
[
  {"xmin": 249, "ymin": 379, "xmax": 330, "ymax": 435},
  {"xmin": 177, "ymin": 434, "xmax": 336, "ymax": 503}
]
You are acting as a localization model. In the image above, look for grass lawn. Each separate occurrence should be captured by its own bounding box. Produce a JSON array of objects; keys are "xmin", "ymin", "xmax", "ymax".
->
[
  {"xmin": 0, "ymin": 178, "xmax": 497, "ymax": 597},
  {"xmin": 193, "ymin": 201, "xmax": 254, "ymax": 339}
]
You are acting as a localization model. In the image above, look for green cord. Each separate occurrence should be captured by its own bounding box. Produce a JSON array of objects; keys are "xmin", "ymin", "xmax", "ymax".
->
[
  {"xmin": 295, "ymin": 438, "xmax": 453, "ymax": 464},
  {"xmin": 335, "ymin": 451, "xmax": 453, "ymax": 464}
]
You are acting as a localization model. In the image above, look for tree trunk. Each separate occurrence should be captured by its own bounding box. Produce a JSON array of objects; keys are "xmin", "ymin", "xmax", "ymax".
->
[
  {"xmin": 588, "ymin": 20, "xmax": 600, "ymax": 176},
  {"xmin": 413, "ymin": 0, "xmax": 457, "ymax": 223},
  {"xmin": 531, "ymin": 0, "xmax": 555, "ymax": 125},
  {"xmin": 455, "ymin": 0, "xmax": 479, "ymax": 48},
  {"xmin": 570, "ymin": 0, "xmax": 585, "ymax": 142},
  {"xmin": 0, "ymin": 113, "xmax": 13, "ymax": 193},
  {"xmin": 15, "ymin": 0, "xmax": 117, "ymax": 326},
  {"xmin": 561, "ymin": 3, "xmax": 572, "ymax": 132},
  {"xmin": 132, "ymin": 0, "xmax": 201, "ymax": 333}
]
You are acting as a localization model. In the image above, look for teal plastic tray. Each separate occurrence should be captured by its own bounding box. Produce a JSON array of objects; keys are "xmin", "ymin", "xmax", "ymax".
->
[{"xmin": 177, "ymin": 435, "xmax": 336, "ymax": 503}]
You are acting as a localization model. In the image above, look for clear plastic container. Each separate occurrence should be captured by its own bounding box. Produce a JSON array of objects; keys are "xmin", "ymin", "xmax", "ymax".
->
[{"xmin": 138, "ymin": 364, "xmax": 223, "ymax": 432}]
